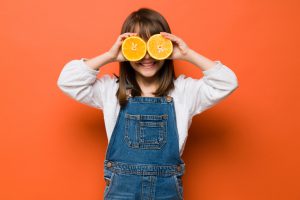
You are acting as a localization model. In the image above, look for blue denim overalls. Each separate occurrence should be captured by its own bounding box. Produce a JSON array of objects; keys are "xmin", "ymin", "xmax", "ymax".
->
[{"xmin": 103, "ymin": 93, "xmax": 185, "ymax": 199}]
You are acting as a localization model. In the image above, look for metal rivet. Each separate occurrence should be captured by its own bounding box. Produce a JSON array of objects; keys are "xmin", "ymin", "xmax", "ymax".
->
[
  {"xmin": 177, "ymin": 165, "xmax": 182, "ymax": 171},
  {"xmin": 106, "ymin": 161, "xmax": 112, "ymax": 168}
]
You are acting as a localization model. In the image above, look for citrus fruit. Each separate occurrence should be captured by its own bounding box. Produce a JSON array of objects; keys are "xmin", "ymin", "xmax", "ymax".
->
[
  {"xmin": 147, "ymin": 34, "xmax": 173, "ymax": 60},
  {"xmin": 121, "ymin": 36, "xmax": 147, "ymax": 61}
]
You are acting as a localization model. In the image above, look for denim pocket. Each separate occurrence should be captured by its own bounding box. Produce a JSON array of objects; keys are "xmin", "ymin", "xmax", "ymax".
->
[
  {"xmin": 173, "ymin": 175, "xmax": 184, "ymax": 199},
  {"xmin": 124, "ymin": 113, "xmax": 168, "ymax": 150},
  {"xmin": 103, "ymin": 169, "xmax": 115, "ymax": 198}
]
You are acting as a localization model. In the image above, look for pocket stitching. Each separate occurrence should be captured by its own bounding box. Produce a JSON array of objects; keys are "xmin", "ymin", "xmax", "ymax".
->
[
  {"xmin": 124, "ymin": 115, "xmax": 140, "ymax": 148},
  {"xmin": 124, "ymin": 113, "xmax": 168, "ymax": 150},
  {"xmin": 140, "ymin": 121, "xmax": 166, "ymax": 143}
]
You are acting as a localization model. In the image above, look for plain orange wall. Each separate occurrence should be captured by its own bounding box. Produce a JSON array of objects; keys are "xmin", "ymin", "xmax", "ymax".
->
[{"xmin": 1, "ymin": 0, "xmax": 299, "ymax": 199}]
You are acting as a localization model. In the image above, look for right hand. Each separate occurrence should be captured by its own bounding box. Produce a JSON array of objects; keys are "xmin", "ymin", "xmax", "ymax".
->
[{"xmin": 107, "ymin": 32, "xmax": 138, "ymax": 62}]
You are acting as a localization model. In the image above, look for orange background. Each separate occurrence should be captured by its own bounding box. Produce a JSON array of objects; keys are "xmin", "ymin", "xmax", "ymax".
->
[{"xmin": 1, "ymin": 0, "xmax": 299, "ymax": 199}]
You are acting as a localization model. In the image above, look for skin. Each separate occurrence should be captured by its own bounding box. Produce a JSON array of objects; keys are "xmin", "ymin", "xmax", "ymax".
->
[
  {"xmin": 84, "ymin": 31, "xmax": 216, "ymax": 97},
  {"xmin": 129, "ymin": 52, "xmax": 165, "ymax": 96}
]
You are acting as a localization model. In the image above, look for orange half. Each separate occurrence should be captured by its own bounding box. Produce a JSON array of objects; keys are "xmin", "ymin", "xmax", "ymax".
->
[
  {"xmin": 121, "ymin": 36, "xmax": 147, "ymax": 61},
  {"xmin": 147, "ymin": 34, "xmax": 173, "ymax": 60}
]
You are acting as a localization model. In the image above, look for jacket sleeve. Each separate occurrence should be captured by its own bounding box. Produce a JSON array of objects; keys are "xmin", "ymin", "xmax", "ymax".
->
[
  {"xmin": 57, "ymin": 58, "xmax": 111, "ymax": 110},
  {"xmin": 181, "ymin": 61, "xmax": 239, "ymax": 116}
]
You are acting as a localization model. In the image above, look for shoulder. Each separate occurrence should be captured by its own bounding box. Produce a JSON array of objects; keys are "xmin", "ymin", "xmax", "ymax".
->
[
  {"xmin": 173, "ymin": 74, "xmax": 201, "ymax": 89},
  {"xmin": 173, "ymin": 74, "xmax": 188, "ymax": 86},
  {"xmin": 174, "ymin": 74, "xmax": 200, "ymax": 83},
  {"xmin": 96, "ymin": 74, "xmax": 119, "ymax": 94},
  {"xmin": 170, "ymin": 74, "xmax": 194, "ymax": 99},
  {"xmin": 98, "ymin": 73, "xmax": 118, "ymax": 84}
]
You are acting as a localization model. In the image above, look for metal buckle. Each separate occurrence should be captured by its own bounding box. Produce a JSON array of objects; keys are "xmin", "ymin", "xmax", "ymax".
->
[{"xmin": 166, "ymin": 95, "xmax": 173, "ymax": 102}]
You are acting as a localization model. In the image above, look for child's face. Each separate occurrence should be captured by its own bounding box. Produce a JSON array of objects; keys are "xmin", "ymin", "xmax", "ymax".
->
[{"xmin": 129, "ymin": 53, "xmax": 165, "ymax": 80}]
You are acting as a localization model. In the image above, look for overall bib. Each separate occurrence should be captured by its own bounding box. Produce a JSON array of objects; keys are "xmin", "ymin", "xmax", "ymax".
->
[{"xmin": 103, "ymin": 95, "xmax": 185, "ymax": 200}]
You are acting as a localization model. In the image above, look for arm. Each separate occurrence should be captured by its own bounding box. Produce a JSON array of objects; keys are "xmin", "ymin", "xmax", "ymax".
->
[
  {"xmin": 181, "ymin": 59, "xmax": 239, "ymax": 116},
  {"xmin": 57, "ymin": 32, "xmax": 138, "ymax": 109},
  {"xmin": 57, "ymin": 54, "xmax": 114, "ymax": 110},
  {"xmin": 182, "ymin": 48, "xmax": 216, "ymax": 71},
  {"xmin": 83, "ymin": 52, "xmax": 114, "ymax": 70},
  {"xmin": 159, "ymin": 32, "xmax": 239, "ymax": 116}
]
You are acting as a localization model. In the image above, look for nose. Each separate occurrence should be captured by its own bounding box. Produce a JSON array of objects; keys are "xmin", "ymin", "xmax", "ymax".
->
[
  {"xmin": 138, "ymin": 52, "xmax": 152, "ymax": 62},
  {"xmin": 144, "ymin": 52, "xmax": 151, "ymax": 59}
]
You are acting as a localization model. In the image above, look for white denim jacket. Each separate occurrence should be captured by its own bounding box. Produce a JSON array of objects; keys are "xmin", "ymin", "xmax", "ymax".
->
[{"xmin": 57, "ymin": 58, "xmax": 238, "ymax": 155}]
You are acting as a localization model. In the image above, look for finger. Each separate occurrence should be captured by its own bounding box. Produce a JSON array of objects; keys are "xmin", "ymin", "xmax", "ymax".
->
[
  {"xmin": 120, "ymin": 33, "xmax": 136, "ymax": 39},
  {"xmin": 120, "ymin": 33, "xmax": 132, "ymax": 38},
  {"xmin": 124, "ymin": 32, "xmax": 137, "ymax": 36},
  {"xmin": 160, "ymin": 32, "xmax": 175, "ymax": 37},
  {"xmin": 160, "ymin": 32, "xmax": 181, "ymax": 43},
  {"xmin": 160, "ymin": 32, "xmax": 170, "ymax": 35},
  {"xmin": 123, "ymin": 32, "xmax": 135, "ymax": 36},
  {"xmin": 119, "ymin": 35, "xmax": 131, "ymax": 42},
  {"xmin": 125, "ymin": 32, "xmax": 138, "ymax": 36},
  {"xmin": 160, "ymin": 32, "xmax": 170, "ymax": 38},
  {"xmin": 167, "ymin": 35, "xmax": 181, "ymax": 43},
  {"xmin": 120, "ymin": 33, "xmax": 138, "ymax": 41}
]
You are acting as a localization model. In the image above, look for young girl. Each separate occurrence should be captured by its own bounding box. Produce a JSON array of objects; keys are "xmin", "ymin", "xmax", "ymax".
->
[{"xmin": 57, "ymin": 7, "xmax": 238, "ymax": 200}]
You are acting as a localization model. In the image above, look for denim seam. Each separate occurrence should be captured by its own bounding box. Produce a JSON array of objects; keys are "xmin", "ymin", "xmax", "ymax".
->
[
  {"xmin": 104, "ymin": 172, "xmax": 115, "ymax": 199},
  {"xmin": 173, "ymin": 175, "xmax": 183, "ymax": 199}
]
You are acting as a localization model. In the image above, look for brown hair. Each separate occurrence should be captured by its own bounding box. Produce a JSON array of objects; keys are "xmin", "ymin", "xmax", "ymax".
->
[{"xmin": 114, "ymin": 7, "xmax": 177, "ymax": 108}]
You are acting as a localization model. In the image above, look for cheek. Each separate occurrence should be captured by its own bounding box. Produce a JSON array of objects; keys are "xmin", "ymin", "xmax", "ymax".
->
[{"xmin": 129, "ymin": 62, "xmax": 139, "ymax": 69}]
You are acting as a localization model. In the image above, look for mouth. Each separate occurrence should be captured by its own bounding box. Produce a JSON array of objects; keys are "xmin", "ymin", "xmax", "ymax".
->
[{"xmin": 137, "ymin": 61, "xmax": 157, "ymax": 69}]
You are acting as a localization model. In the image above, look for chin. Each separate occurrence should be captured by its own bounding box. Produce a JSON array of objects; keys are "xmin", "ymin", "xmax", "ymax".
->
[{"xmin": 140, "ymin": 71, "xmax": 158, "ymax": 78}]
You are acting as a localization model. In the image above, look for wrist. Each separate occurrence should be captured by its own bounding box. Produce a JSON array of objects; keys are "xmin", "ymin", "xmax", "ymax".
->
[
  {"xmin": 181, "ymin": 48, "xmax": 193, "ymax": 62},
  {"xmin": 104, "ymin": 51, "xmax": 115, "ymax": 63}
]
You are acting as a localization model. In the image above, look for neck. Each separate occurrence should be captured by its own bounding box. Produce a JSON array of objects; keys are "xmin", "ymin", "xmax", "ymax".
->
[{"xmin": 135, "ymin": 73, "xmax": 159, "ymax": 96}]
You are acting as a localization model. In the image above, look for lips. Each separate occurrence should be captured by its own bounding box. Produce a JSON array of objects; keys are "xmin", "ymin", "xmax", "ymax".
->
[{"xmin": 138, "ymin": 61, "xmax": 157, "ymax": 67}]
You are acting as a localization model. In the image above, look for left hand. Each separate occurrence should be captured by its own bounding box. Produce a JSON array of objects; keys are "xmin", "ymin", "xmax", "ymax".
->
[{"xmin": 160, "ymin": 32, "xmax": 190, "ymax": 60}]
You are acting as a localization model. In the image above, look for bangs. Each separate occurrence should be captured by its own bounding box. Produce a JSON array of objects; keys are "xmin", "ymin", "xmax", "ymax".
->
[{"xmin": 128, "ymin": 20, "xmax": 164, "ymax": 41}]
